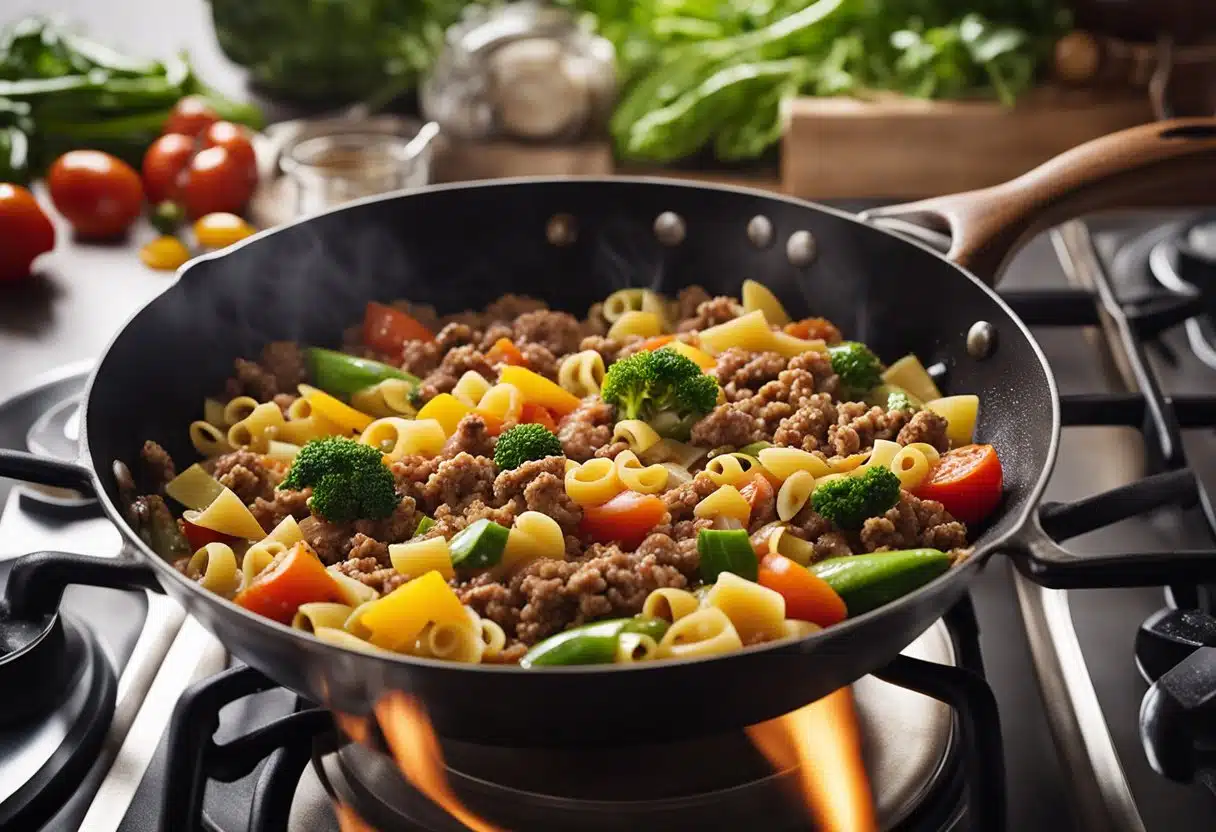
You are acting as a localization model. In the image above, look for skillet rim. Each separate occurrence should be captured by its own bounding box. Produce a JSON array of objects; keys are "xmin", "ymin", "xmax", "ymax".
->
[{"xmin": 77, "ymin": 175, "xmax": 1062, "ymax": 676}]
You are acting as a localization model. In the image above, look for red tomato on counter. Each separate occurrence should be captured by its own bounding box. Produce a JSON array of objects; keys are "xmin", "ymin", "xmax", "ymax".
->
[
  {"xmin": 141, "ymin": 118, "xmax": 257, "ymax": 218},
  {"xmin": 0, "ymin": 184, "xmax": 54, "ymax": 281},
  {"xmin": 47, "ymin": 150, "xmax": 143, "ymax": 239}
]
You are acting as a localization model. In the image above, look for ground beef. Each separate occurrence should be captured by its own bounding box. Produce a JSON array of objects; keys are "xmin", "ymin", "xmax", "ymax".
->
[
  {"xmin": 731, "ymin": 369, "xmax": 818, "ymax": 436},
  {"xmin": 458, "ymin": 540, "xmax": 695, "ymax": 645},
  {"xmin": 211, "ymin": 450, "xmax": 282, "ymax": 504},
  {"xmin": 484, "ymin": 294, "xmax": 547, "ymax": 321},
  {"xmin": 435, "ymin": 322, "xmax": 478, "ymax": 350},
  {"xmin": 860, "ymin": 491, "xmax": 968, "ymax": 553},
  {"xmin": 428, "ymin": 500, "xmax": 518, "ymax": 540},
  {"xmin": 419, "ymin": 345, "xmax": 494, "ymax": 400},
  {"xmin": 786, "ymin": 351, "xmax": 840, "ymax": 398},
  {"xmin": 557, "ymin": 397, "xmax": 614, "ymax": 461},
  {"xmin": 663, "ymin": 473, "xmax": 719, "ymax": 524},
  {"xmin": 442, "ymin": 414, "xmax": 496, "ymax": 459},
  {"xmin": 347, "ymin": 533, "xmax": 390, "ymax": 565},
  {"xmin": 297, "ymin": 515, "xmax": 350, "ymax": 564},
  {"xmin": 224, "ymin": 342, "xmax": 307, "ymax": 401},
  {"xmin": 690, "ymin": 404, "xmax": 763, "ymax": 448},
  {"xmin": 677, "ymin": 296, "xmax": 743, "ymax": 332},
  {"xmin": 296, "ymin": 497, "xmax": 419, "ymax": 566},
  {"xmin": 423, "ymin": 453, "xmax": 497, "ymax": 513},
  {"xmin": 772, "ymin": 393, "xmax": 839, "ymax": 452},
  {"xmin": 334, "ymin": 536, "xmax": 411, "ymax": 595},
  {"xmin": 353, "ymin": 497, "xmax": 420, "ymax": 545},
  {"xmin": 897, "ymin": 410, "xmax": 951, "ymax": 453},
  {"xmin": 578, "ymin": 335, "xmax": 626, "ymax": 366},
  {"xmin": 399, "ymin": 340, "xmax": 442, "ymax": 377},
  {"xmin": 272, "ymin": 393, "xmax": 297, "ymax": 413},
  {"xmin": 518, "ymin": 342, "xmax": 559, "ymax": 379},
  {"xmin": 712, "ymin": 349, "xmax": 787, "ymax": 401},
  {"xmin": 594, "ymin": 440, "xmax": 629, "ymax": 460},
  {"xmin": 827, "ymin": 402, "xmax": 911, "ymax": 456},
  {"xmin": 747, "ymin": 479, "xmax": 777, "ymax": 531},
  {"xmin": 674, "ymin": 286, "xmax": 712, "ymax": 322},
  {"xmin": 478, "ymin": 322, "xmax": 514, "ymax": 351},
  {"xmin": 250, "ymin": 488, "xmax": 311, "ymax": 531},
  {"xmin": 139, "ymin": 441, "xmax": 176, "ymax": 494},
  {"xmin": 491, "ymin": 457, "xmax": 581, "ymax": 534},
  {"xmin": 390, "ymin": 455, "xmax": 443, "ymax": 504},
  {"xmin": 512, "ymin": 310, "xmax": 584, "ymax": 356}
]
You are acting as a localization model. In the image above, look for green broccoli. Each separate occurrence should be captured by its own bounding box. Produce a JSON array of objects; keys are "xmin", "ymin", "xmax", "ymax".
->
[
  {"xmin": 600, "ymin": 349, "xmax": 719, "ymax": 430},
  {"xmin": 828, "ymin": 341, "xmax": 883, "ymax": 397},
  {"xmin": 886, "ymin": 389, "xmax": 917, "ymax": 413},
  {"xmin": 494, "ymin": 423, "xmax": 563, "ymax": 470},
  {"xmin": 278, "ymin": 436, "xmax": 399, "ymax": 523},
  {"xmin": 811, "ymin": 465, "xmax": 902, "ymax": 530}
]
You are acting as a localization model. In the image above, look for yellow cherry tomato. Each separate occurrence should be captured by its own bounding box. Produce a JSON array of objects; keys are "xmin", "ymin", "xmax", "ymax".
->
[
  {"xmin": 139, "ymin": 236, "xmax": 191, "ymax": 271},
  {"xmin": 193, "ymin": 212, "xmax": 255, "ymax": 249}
]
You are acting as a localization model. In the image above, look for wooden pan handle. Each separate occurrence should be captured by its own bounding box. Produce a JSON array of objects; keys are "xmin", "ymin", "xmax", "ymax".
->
[{"xmin": 859, "ymin": 118, "xmax": 1216, "ymax": 283}]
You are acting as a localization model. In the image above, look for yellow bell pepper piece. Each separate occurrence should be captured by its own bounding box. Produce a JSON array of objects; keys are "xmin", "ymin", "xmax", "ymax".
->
[
  {"xmin": 499, "ymin": 365, "xmax": 582, "ymax": 417},
  {"xmin": 741, "ymin": 279, "xmax": 791, "ymax": 326},
  {"xmin": 667, "ymin": 340, "xmax": 716, "ymax": 370},
  {"xmin": 299, "ymin": 384, "xmax": 374, "ymax": 433},
  {"xmin": 415, "ymin": 393, "xmax": 471, "ymax": 438},
  {"xmin": 359, "ymin": 570, "xmax": 468, "ymax": 652}
]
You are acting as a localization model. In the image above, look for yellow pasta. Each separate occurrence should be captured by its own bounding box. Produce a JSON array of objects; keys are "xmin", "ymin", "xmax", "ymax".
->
[
  {"xmin": 882, "ymin": 355, "xmax": 943, "ymax": 403},
  {"xmin": 557, "ymin": 350, "xmax": 606, "ymax": 397},
  {"xmin": 265, "ymin": 515, "xmax": 303, "ymax": 547},
  {"xmin": 890, "ymin": 445, "xmax": 932, "ymax": 489},
  {"xmin": 265, "ymin": 440, "xmax": 301, "ymax": 463},
  {"xmin": 642, "ymin": 587, "xmax": 700, "ymax": 623},
  {"xmin": 165, "ymin": 463, "xmax": 224, "ymax": 511},
  {"xmin": 814, "ymin": 472, "xmax": 847, "ymax": 487},
  {"xmin": 343, "ymin": 600, "xmax": 378, "ymax": 639},
  {"xmin": 286, "ymin": 397, "xmax": 312, "ymax": 421},
  {"xmin": 226, "ymin": 402, "xmax": 286, "ymax": 453},
  {"xmin": 614, "ymin": 450, "xmax": 668, "ymax": 494},
  {"xmin": 360, "ymin": 571, "xmax": 469, "ymax": 652},
  {"xmin": 830, "ymin": 452, "xmax": 869, "ymax": 474},
  {"xmin": 904, "ymin": 442, "xmax": 941, "ymax": 465},
  {"xmin": 299, "ymin": 384, "xmax": 373, "ymax": 433},
  {"xmin": 187, "ymin": 542, "xmax": 241, "ymax": 598},
  {"xmin": 616, "ymin": 632, "xmax": 660, "ymax": 663},
  {"xmin": 757, "ymin": 446, "xmax": 832, "ymax": 481},
  {"xmin": 479, "ymin": 618, "xmax": 507, "ymax": 659},
  {"xmin": 416, "ymin": 394, "xmax": 471, "ymax": 438},
  {"xmin": 704, "ymin": 452, "xmax": 767, "ymax": 488},
  {"xmin": 781, "ymin": 619, "xmax": 822, "ymax": 639},
  {"xmin": 222, "ymin": 396, "xmax": 260, "ymax": 427},
  {"xmin": 203, "ymin": 398, "xmax": 228, "ymax": 429},
  {"xmin": 359, "ymin": 417, "xmax": 446, "ymax": 463},
  {"xmin": 312, "ymin": 627, "xmax": 391, "ymax": 655},
  {"xmin": 564, "ymin": 457, "xmax": 623, "ymax": 506},
  {"xmin": 327, "ymin": 567, "xmax": 380, "ymax": 606},
  {"xmin": 607, "ymin": 310, "xmax": 663, "ymax": 341},
  {"xmin": 501, "ymin": 511, "xmax": 566, "ymax": 572},
  {"xmin": 764, "ymin": 525, "xmax": 817, "ymax": 566},
  {"xmin": 657, "ymin": 607, "xmax": 744, "ymax": 659},
  {"xmin": 389, "ymin": 536, "xmax": 455, "ymax": 581},
  {"xmin": 776, "ymin": 470, "xmax": 816, "ymax": 522},
  {"xmin": 612, "ymin": 420, "xmax": 661, "ymax": 454},
  {"xmin": 275, "ymin": 412, "xmax": 344, "ymax": 445},
  {"xmin": 705, "ymin": 571, "xmax": 786, "ymax": 643},
  {"xmin": 925, "ymin": 395, "xmax": 979, "ymax": 447},
  {"xmin": 478, "ymin": 383, "xmax": 524, "ymax": 423},
  {"xmin": 190, "ymin": 420, "xmax": 233, "ymax": 458},
  {"xmin": 693, "ymin": 485, "xmax": 751, "ymax": 524},
  {"xmin": 185, "ymin": 487, "xmax": 267, "ymax": 539},
  {"xmin": 697, "ymin": 310, "xmax": 773, "ymax": 355},
  {"xmin": 853, "ymin": 439, "xmax": 900, "ymax": 476},
  {"xmin": 602, "ymin": 288, "xmax": 669, "ymax": 324},
  {"xmin": 741, "ymin": 279, "xmax": 791, "ymax": 326},
  {"xmin": 416, "ymin": 620, "xmax": 484, "ymax": 663},
  {"xmin": 350, "ymin": 379, "xmax": 419, "ymax": 418},
  {"xmin": 767, "ymin": 331, "xmax": 828, "ymax": 359},
  {"xmin": 241, "ymin": 540, "xmax": 285, "ymax": 585},
  {"xmin": 451, "ymin": 371, "xmax": 493, "ymax": 408},
  {"xmin": 292, "ymin": 602, "xmax": 354, "ymax": 633}
]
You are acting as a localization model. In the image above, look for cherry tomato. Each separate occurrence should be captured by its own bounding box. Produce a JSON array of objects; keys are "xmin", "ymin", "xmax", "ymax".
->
[
  {"xmin": 181, "ymin": 518, "xmax": 236, "ymax": 551},
  {"xmin": 362, "ymin": 301, "xmax": 435, "ymax": 354},
  {"xmin": 163, "ymin": 95, "xmax": 219, "ymax": 138},
  {"xmin": 579, "ymin": 491, "xmax": 667, "ymax": 549},
  {"xmin": 0, "ymin": 184, "xmax": 55, "ymax": 282},
  {"xmin": 201, "ymin": 121, "xmax": 257, "ymax": 184},
  {"xmin": 179, "ymin": 145, "xmax": 255, "ymax": 219},
  {"xmin": 47, "ymin": 150, "xmax": 143, "ymax": 239},
  {"xmin": 142, "ymin": 133, "xmax": 194, "ymax": 204},
  {"xmin": 913, "ymin": 444, "xmax": 1003, "ymax": 525}
]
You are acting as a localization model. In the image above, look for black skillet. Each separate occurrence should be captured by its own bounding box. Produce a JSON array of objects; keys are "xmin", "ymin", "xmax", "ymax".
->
[{"xmin": 3, "ymin": 120, "xmax": 1216, "ymax": 748}]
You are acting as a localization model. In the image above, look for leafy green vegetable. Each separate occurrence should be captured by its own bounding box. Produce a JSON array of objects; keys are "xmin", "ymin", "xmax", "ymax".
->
[
  {"xmin": 828, "ymin": 341, "xmax": 883, "ymax": 397},
  {"xmin": 493, "ymin": 424, "xmax": 564, "ymax": 471},
  {"xmin": 811, "ymin": 466, "xmax": 902, "ymax": 530},
  {"xmin": 279, "ymin": 436, "xmax": 400, "ymax": 524}
]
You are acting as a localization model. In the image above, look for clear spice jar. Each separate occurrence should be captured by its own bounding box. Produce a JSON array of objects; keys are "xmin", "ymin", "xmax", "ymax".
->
[{"xmin": 421, "ymin": 1, "xmax": 617, "ymax": 143}]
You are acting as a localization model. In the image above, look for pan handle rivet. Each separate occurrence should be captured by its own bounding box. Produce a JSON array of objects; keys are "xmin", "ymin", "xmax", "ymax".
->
[
  {"xmin": 966, "ymin": 321, "xmax": 997, "ymax": 359},
  {"xmin": 747, "ymin": 215, "xmax": 773, "ymax": 248},
  {"xmin": 786, "ymin": 230, "xmax": 816, "ymax": 267},
  {"xmin": 547, "ymin": 213, "xmax": 577, "ymax": 247},
  {"xmin": 654, "ymin": 211, "xmax": 686, "ymax": 246}
]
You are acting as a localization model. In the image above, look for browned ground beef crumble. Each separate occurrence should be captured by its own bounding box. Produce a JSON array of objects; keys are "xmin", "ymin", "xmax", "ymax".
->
[{"xmin": 135, "ymin": 290, "xmax": 972, "ymax": 659}]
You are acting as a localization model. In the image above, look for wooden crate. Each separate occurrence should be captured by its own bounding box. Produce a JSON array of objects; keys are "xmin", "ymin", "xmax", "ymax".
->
[{"xmin": 781, "ymin": 86, "xmax": 1154, "ymax": 200}]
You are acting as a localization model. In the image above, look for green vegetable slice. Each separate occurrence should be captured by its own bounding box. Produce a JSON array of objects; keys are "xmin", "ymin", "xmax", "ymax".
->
[
  {"xmin": 413, "ymin": 515, "xmax": 435, "ymax": 537},
  {"xmin": 304, "ymin": 347, "xmax": 420, "ymax": 400},
  {"xmin": 738, "ymin": 441, "xmax": 773, "ymax": 457},
  {"xmin": 811, "ymin": 549, "xmax": 951, "ymax": 615},
  {"xmin": 448, "ymin": 518, "xmax": 510, "ymax": 570},
  {"xmin": 520, "ymin": 616, "xmax": 670, "ymax": 668},
  {"xmin": 697, "ymin": 528, "xmax": 759, "ymax": 583}
]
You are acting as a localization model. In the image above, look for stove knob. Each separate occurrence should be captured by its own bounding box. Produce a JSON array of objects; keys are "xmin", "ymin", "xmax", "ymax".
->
[
  {"xmin": 1140, "ymin": 646, "xmax": 1216, "ymax": 782},
  {"xmin": 1134, "ymin": 607, "xmax": 1216, "ymax": 684}
]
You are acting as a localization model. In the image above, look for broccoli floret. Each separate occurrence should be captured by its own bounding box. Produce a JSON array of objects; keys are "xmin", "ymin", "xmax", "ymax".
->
[
  {"xmin": 279, "ymin": 436, "xmax": 399, "ymax": 523},
  {"xmin": 811, "ymin": 466, "xmax": 902, "ymax": 530},
  {"xmin": 600, "ymin": 349, "xmax": 719, "ymax": 424},
  {"xmin": 886, "ymin": 389, "xmax": 917, "ymax": 413},
  {"xmin": 828, "ymin": 341, "xmax": 883, "ymax": 397},
  {"xmin": 494, "ymin": 423, "xmax": 563, "ymax": 470}
]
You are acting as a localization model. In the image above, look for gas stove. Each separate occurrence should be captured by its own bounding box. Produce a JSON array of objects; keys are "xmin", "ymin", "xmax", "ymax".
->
[{"xmin": 5, "ymin": 214, "xmax": 1216, "ymax": 831}]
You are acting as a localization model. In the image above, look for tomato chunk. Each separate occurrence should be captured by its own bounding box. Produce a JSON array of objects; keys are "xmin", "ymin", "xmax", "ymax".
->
[
  {"xmin": 579, "ymin": 491, "xmax": 666, "ymax": 549},
  {"xmin": 758, "ymin": 553, "xmax": 847, "ymax": 627},
  {"xmin": 519, "ymin": 403, "xmax": 557, "ymax": 433},
  {"xmin": 362, "ymin": 302, "xmax": 434, "ymax": 354},
  {"xmin": 233, "ymin": 542, "xmax": 344, "ymax": 624},
  {"xmin": 181, "ymin": 518, "xmax": 237, "ymax": 551},
  {"xmin": 486, "ymin": 337, "xmax": 526, "ymax": 367},
  {"xmin": 913, "ymin": 444, "xmax": 1003, "ymax": 525}
]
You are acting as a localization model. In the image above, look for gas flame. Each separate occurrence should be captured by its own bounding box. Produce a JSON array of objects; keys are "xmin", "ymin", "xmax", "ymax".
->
[{"xmin": 746, "ymin": 688, "xmax": 877, "ymax": 832}]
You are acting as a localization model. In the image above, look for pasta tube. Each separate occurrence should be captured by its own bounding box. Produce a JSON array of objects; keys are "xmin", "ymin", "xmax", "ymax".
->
[
  {"xmin": 292, "ymin": 602, "xmax": 354, "ymax": 633},
  {"xmin": 501, "ymin": 511, "xmax": 566, "ymax": 572},
  {"xmin": 642, "ymin": 587, "xmax": 700, "ymax": 623},
  {"xmin": 389, "ymin": 537, "xmax": 455, "ymax": 581},
  {"xmin": 776, "ymin": 470, "xmax": 816, "ymax": 522},
  {"xmin": 165, "ymin": 464, "xmax": 224, "ymax": 511},
  {"xmin": 564, "ymin": 457, "xmax": 623, "ymax": 506},
  {"xmin": 612, "ymin": 420, "xmax": 661, "ymax": 454},
  {"xmin": 607, "ymin": 310, "xmax": 663, "ymax": 341},
  {"xmin": 451, "ymin": 371, "xmax": 493, "ymax": 408},
  {"xmin": 186, "ymin": 487, "xmax": 267, "ymax": 540},
  {"xmin": 741, "ymin": 279, "xmax": 791, "ymax": 326},
  {"xmin": 359, "ymin": 417, "xmax": 446, "ymax": 462},
  {"xmin": 558, "ymin": 351, "xmax": 607, "ymax": 398},
  {"xmin": 657, "ymin": 607, "xmax": 743, "ymax": 659},
  {"xmin": 614, "ymin": 450, "xmax": 668, "ymax": 494},
  {"xmin": 189, "ymin": 420, "xmax": 233, "ymax": 458},
  {"xmin": 757, "ymin": 447, "xmax": 832, "ymax": 481},
  {"xmin": 187, "ymin": 542, "xmax": 241, "ymax": 598},
  {"xmin": 694, "ymin": 485, "xmax": 751, "ymax": 524}
]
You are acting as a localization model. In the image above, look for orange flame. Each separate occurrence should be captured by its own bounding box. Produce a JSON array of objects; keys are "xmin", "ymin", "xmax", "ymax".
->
[{"xmin": 746, "ymin": 688, "xmax": 877, "ymax": 832}]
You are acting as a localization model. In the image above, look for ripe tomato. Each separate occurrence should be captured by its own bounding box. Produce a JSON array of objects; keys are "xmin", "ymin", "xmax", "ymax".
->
[
  {"xmin": 141, "ymin": 133, "xmax": 194, "ymax": 204},
  {"xmin": 362, "ymin": 302, "xmax": 435, "ymax": 353},
  {"xmin": 179, "ymin": 145, "xmax": 256, "ymax": 219},
  {"xmin": 913, "ymin": 444, "xmax": 1004, "ymax": 525},
  {"xmin": 163, "ymin": 95, "xmax": 219, "ymax": 138},
  {"xmin": 579, "ymin": 491, "xmax": 667, "ymax": 549},
  {"xmin": 47, "ymin": 150, "xmax": 143, "ymax": 240},
  {"xmin": 0, "ymin": 184, "xmax": 55, "ymax": 282},
  {"xmin": 201, "ymin": 121, "xmax": 257, "ymax": 184}
]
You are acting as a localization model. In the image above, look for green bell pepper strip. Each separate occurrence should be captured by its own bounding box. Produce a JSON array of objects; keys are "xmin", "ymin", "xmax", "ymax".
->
[
  {"xmin": 738, "ymin": 440, "xmax": 773, "ymax": 457},
  {"xmin": 304, "ymin": 347, "xmax": 420, "ymax": 400},
  {"xmin": 697, "ymin": 528, "xmax": 759, "ymax": 582},
  {"xmin": 448, "ymin": 518, "xmax": 509, "ymax": 570},
  {"xmin": 413, "ymin": 515, "xmax": 435, "ymax": 537},
  {"xmin": 520, "ymin": 617, "xmax": 671, "ymax": 668},
  {"xmin": 811, "ymin": 549, "xmax": 951, "ymax": 616}
]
